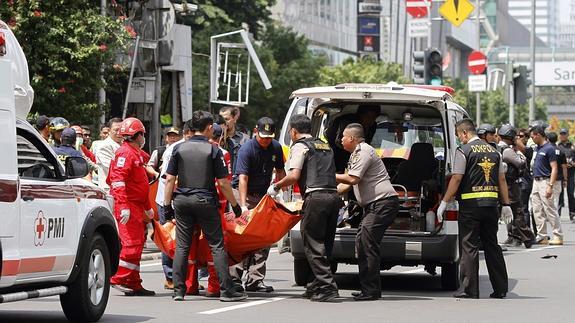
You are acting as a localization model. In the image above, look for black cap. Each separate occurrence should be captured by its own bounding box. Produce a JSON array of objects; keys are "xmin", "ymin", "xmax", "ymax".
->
[
  {"xmin": 560, "ymin": 128, "xmax": 568, "ymax": 134},
  {"xmin": 36, "ymin": 115, "xmax": 50, "ymax": 130},
  {"xmin": 212, "ymin": 123, "xmax": 223, "ymax": 138},
  {"xmin": 61, "ymin": 128, "xmax": 77, "ymax": 146},
  {"xmin": 256, "ymin": 117, "xmax": 275, "ymax": 138}
]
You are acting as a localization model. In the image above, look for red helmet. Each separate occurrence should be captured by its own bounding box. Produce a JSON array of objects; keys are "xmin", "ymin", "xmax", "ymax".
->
[
  {"xmin": 71, "ymin": 125, "xmax": 84, "ymax": 135},
  {"xmin": 119, "ymin": 117, "xmax": 145, "ymax": 136}
]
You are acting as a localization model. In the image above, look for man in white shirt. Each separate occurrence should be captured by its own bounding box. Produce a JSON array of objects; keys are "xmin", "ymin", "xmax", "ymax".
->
[{"xmin": 96, "ymin": 118, "xmax": 123, "ymax": 191}]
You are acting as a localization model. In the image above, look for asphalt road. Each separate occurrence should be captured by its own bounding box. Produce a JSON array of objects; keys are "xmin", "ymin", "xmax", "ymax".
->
[{"xmin": 2, "ymin": 218, "xmax": 574, "ymax": 323}]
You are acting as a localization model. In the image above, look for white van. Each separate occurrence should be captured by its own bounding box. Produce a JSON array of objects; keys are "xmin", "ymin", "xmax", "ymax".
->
[
  {"xmin": 279, "ymin": 83, "xmax": 468, "ymax": 290},
  {"xmin": 0, "ymin": 21, "xmax": 120, "ymax": 322}
]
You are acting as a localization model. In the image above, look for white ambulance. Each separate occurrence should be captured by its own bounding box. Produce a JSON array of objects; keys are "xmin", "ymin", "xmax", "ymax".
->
[{"xmin": 0, "ymin": 20, "xmax": 120, "ymax": 322}]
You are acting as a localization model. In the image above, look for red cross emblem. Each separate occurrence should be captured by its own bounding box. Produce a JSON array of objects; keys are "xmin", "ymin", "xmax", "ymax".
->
[
  {"xmin": 34, "ymin": 211, "xmax": 47, "ymax": 246},
  {"xmin": 363, "ymin": 36, "xmax": 373, "ymax": 46}
]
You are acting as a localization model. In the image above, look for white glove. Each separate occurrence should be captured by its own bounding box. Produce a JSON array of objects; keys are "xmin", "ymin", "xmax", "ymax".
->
[
  {"xmin": 267, "ymin": 184, "xmax": 280, "ymax": 197},
  {"xmin": 144, "ymin": 208, "xmax": 155, "ymax": 220},
  {"xmin": 119, "ymin": 209, "xmax": 130, "ymax": 225},
  {"xmin": 241, "ymin": 205, "xmax": 249, "ymax": 213},
  {"xmin": 436, "ymin": 200, "xmax": 447, "ymax": 223},
  {"xmin": 501, "ymin": 205, "xmax": 513, "ymax": 225}
]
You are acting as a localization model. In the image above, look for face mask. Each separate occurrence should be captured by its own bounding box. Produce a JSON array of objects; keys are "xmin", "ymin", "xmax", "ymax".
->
[
  {"xmin": 140, "ymin": 136, "xmax": 146, "ymax": 148},
  {"xmin": 75, "ymin": 137, "xmax": 83, "ymax": 150}
]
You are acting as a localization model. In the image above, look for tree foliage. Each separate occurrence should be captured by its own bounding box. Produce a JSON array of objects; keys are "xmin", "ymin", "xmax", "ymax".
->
[
  {"xmin": 318, "ymin": 57, "xmax": 408, "ymax": 85},
  {"xmin": 1, "ymin": 0, "xmax": 130, "ymax": 124},
  {"xmin": 445, "ymin": 78, "xmax": 547, "ymax": 130}
]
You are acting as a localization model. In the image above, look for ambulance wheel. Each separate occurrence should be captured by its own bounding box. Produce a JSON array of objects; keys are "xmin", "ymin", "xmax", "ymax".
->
[
  {"xmin": 441, "ymin": 262, "xmax": 459, "ymax": 291},
  {"xmin": 61, "ymin": 234, "xmax": 111, "ymax": 322},
  {"xmin": 294, "ymin": 258, "xmax": 312, "ymax": 286}
]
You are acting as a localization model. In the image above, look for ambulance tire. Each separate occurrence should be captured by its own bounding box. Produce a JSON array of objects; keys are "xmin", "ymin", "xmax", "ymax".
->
[
  {"xmin": 293, "ymin": 258, "xmax": 312, "ymax": 286},
  {"xmin": 61, "ymin": 234, "xmax": 111, "ymax": 322},
  {"xmin": 441, "ymin": 262, "xmax": 459, "ymax": 291}
]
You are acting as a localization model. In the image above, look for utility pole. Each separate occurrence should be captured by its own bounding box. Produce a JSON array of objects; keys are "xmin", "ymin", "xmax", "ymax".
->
[
  {"xmin": 99, "ymin": 0, "xmax": 107, "ymax": 126},
  {"xmin": 475, "ymin": 0, "xmax": 481, "ymax": 125},
  {"xmin": 152, "ymin": 5, "xmax": 161, "ymax": 151},
  {"xmin": 529, "ymin": 0, "xmax": 536, "ymax": 123}
]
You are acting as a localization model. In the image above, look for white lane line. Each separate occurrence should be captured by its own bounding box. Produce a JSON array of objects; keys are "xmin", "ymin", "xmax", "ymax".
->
[
  {"xmin": 198, "ymin": 297, "xmax": 286, "ymax": 315},
  {"xmin": 523, "ymin": 246, "xmax": 560, "ymax": 253},
  {"xmin": 141, "ymin": 262, "xmax": 162, "ymax": 268}
]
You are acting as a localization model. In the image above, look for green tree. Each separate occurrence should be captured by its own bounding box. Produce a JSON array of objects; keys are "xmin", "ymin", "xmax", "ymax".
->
[
  {"xmin": 318, "ymin": 57, "xmax": 408, "ymax": 85},
  {"xmin": 445, "ymin": 78, "xmax": 546, "ymax": 129},
  {"xmin": 1, "ymin": 1, "xmax": 130, "ymax": 125}
]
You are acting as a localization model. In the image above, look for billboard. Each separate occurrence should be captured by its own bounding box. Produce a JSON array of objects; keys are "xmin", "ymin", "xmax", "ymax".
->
[
  {"xmin": 535, "ymin": 62, "xmax": 575, "ymax": 86},
  {"xmin": 358, "ymin": 16, "xmax": 380, "ymax": 35}
]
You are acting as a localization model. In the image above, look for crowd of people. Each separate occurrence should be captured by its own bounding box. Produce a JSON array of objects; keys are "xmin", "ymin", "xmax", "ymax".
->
[{"xmin": 34, "ymin": 109, "xmax": 571, "ymax": 303}]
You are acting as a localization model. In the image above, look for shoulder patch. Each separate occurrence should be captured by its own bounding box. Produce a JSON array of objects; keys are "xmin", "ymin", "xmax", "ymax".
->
[
  {"xmin": 314, "ymin": 142, "xmax": 331, "ymax": 151},
  {"xmin": 117, "ymin": 156, "xmax": 126, "ymax": 168}
]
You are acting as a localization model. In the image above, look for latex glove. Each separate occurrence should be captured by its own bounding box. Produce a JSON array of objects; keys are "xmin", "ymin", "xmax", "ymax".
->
[
  {"xmin": 267, "ymin": 184, "xmax": 280, "ymax": 197},
  {"xmin": 232, "ymin": 204, "xmax": 243, "ymax": 218},
  {"xmin": 145, "ymin": 208, "xmax": 154, "ymax": 220},
  {"xmin": 501, "ymin": 205, "xmax": 513, "ymax": 225},
  {"xmin": 436, "ymin": 201, "xmax": 447, "ymax": 223},
  {"xmin": 119, "ymin": 209, "xmax": 130, "ymax": 225},
  {"xmin": 241, "ymin": 205, "xmax": 249, "ymax": 213},
  {"xmin": 164, "ymin": 204, "xmax": 175, "ymax": 221}
]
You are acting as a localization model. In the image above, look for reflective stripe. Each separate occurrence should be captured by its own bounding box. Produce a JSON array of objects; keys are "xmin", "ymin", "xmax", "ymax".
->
[
  {"xmin": 119, "ymin": 260, "xmax": 140, "ymax": 271},
  {"xmin": 460, "ymin": 192, "xmax": 498, "ymax": 200},
  {"xmin": 207, "ymin": 262, "xmax": 214, "ymax": 266},
  {"xmin": 111, "ymin": 181, "xmax": 126, "ymax": 188}
]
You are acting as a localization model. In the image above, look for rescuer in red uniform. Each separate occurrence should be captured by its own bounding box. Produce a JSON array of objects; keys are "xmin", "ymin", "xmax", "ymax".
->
[{"xmin": 108, "ymin": 117, "xmax": 155, "ymax": 296}]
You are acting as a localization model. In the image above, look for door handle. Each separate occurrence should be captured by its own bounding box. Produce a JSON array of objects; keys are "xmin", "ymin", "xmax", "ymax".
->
[{"xmin": 22, "ymin": 195, "xmax": 34, "ymax": 201}]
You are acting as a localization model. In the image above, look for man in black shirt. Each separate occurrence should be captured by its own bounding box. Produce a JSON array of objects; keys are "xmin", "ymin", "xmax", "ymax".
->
[
  {"xmin": 548, "ymin": 132, "xmax": 568, "ymax": 217},
  {"xmin": 558, "ymin": 129, "xmax": 575, "ymax": 220},
  {"xmin": 164, "ymin": 111, "xmax": 246, "ymax": 302}
]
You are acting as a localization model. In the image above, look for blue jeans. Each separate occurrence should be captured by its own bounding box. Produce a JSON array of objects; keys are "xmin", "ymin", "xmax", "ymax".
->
[{"xmin": 158, "ymin": 203, "xmax": 173, "ymax": 281}]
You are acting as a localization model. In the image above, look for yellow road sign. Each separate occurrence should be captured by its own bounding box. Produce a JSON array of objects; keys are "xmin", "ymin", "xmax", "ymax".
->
[{"xmin": 439, "ymin": 0, "xmax": 475, "ymax": 27}]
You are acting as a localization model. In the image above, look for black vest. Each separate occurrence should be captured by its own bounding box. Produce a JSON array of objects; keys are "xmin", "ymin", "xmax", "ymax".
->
[
  {"xmin": 175, "ymin": 139, "xmax": 216, "ymax": 193},
  {"xmin": 295, "ymin": 137, "xmax": 337, "ymax": 195},
  {"xmin": 501, "ymin": 146, "xmax": 523, "ymax": 183},
  {"xmin": 457, "ymin": 139, "xmax": 501, "ymax": 207}
]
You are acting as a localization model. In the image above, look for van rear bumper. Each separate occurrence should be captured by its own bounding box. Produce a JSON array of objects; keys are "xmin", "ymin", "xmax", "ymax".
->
[{"xmin": 290, "ymin": 229, "xmax": 459, "ymax": 266}]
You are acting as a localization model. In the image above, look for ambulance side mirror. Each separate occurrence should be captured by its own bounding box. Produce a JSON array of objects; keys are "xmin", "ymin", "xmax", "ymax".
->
[{"xmin": 65, "ymin": 156, "xmax": 89, "ymax": 179}]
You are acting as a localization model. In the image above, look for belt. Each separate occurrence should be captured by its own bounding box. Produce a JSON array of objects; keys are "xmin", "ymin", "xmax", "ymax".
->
[
  {"xmin": 304, "ymin": 189, "xmax": 337, "ymax": 197},
  {"xmin": 533, "ymin": 176, "xmax": 550, "ymax": 181}
]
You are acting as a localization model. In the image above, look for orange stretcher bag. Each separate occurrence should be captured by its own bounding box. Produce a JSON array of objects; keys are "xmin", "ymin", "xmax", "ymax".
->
[
  {"xmin": 151, "ymin": 220, "xmax": 176, "ymax": 259},
  {"xmin": 221, "ymin": 195, "xmax": 302, "ymax": 263}
]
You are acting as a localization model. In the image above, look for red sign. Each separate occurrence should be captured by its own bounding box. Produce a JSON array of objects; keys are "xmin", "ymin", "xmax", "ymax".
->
[
  {"xmin": 467, "ymin": 50, "xmax": 487, "ymax": 75},
  {"xmin": 406, "ymin": 0, "xmax": 429, "ymax": 18}
]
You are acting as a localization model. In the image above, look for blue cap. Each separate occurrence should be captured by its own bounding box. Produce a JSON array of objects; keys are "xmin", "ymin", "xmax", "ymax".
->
[{"xmin": 212, "ymin": 123, "xmax": 223, "ymax": 138}]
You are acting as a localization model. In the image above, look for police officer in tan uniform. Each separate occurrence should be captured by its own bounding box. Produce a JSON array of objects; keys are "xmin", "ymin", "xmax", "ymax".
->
[
  {"xmin": 438, "ymin": 119, "xmax": 511, "ymax": 299},
  {"xmin": 336, "ymin": 123, "xmax": 399, "ymax": 301}
]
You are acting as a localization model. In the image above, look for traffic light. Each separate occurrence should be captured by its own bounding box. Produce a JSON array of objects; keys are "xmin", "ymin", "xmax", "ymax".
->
[
  {"xmin": 425, "ymin": 48, "xmax": 443, "ymax": 85},
  {"xmin": 513, "ymin": 65, "xmax": 532, "ymax": 105},
  {"xmin": 412, "ymin": 50, "xmax": 425, "ymax": 84}
]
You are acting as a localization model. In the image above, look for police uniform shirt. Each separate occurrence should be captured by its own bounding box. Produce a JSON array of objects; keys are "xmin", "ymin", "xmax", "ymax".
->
[
  {"xmin": 347, "ymin": 142, "xmax": 397, "ymax": 207},
  {"xmin": 288, "ymin": 134, "xmax": 336, "ymax": 194},
  {"xmin": 531, "ymin": 142, "xmax": 557, "ymax": 178},
  {"xmin": 499, "ymin": 142, "xmax": 526, "ymax": 170},
  {"xmin": 54, "ymin": 145, "xmax": 83, "ymax": 162},
  {"xmin": 166, "ymin": 135, "xmax": 229, "ymax": 200},
  {"xmin": 235, "ymin": 138, "xmax": 285, "ymax": 195},
  {"xmin": 453, "ymin": 137, "xmax": 505, "ymax": 175}
]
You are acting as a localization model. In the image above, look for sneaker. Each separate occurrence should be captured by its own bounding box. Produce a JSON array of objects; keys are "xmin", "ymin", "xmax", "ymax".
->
[
  {"xmin": 220, "ymin": 289, "xmax": 248, "ymax": 302},
  {"xmin": 537, "ymin": 237, "xmax": 549, "ymax": 245},
  {"xmin": 111, "ymin": 284, "xmax": 134, "ymax": 293},
  {"xmin": 523, "ymin": 239, "xmax": 534, "ymax": 249},
  {"xmin": 125, "ymin": 288, "xmax": 155, "ymax": 296},
  {"xmin": 245, "ymin": 283, "xmax": 274, "ymax": 293},
  {"xmin": 301, "ymin": 289, "xmax": 314, "ymax": 299},
  {"xmin": 310, "ymin": 289, "xmax": 339, "ymax": 302},
  {"xmin": 164, "ymin": 279, "xmax": 174, "ymax": 290},
  {"xmin": 549, "ymin": 238, "xmax": 564, "ymax": 245}
]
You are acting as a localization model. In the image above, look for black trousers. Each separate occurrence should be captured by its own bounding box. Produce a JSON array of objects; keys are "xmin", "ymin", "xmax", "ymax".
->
[
  {"xmin": 506, "ymin": 183, "xmax": 536, "ymax": 243},
  {"xmin": 300, "ymin": 191, "xmax": 341, "ymax": 293},
  {"xmin": 520, "ymin": 177, "xmax": 533, "ymax": 228},
  {"xmin": 356, "ymin": 196, "xmax": 399, "ymax": 296},
  {"xmin": 458, "ymin": 206, "xmax": 508, "ymax": 297},
  {"xmin": 172, "ymin": 194, "xmax": 233, "ymax": 296},
  {"xmin": 567, "ymin": 169, "xmax": 575, "ymax": 214}
]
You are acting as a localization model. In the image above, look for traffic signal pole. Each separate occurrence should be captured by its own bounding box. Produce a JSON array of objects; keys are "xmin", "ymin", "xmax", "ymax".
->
[
  {"xmin": 529, "ymin": 0, "xmax": 536, "ymax": 123},
  {"xmin": 475, "ymin": 0, "xmax": 481, "ymax": 125}
]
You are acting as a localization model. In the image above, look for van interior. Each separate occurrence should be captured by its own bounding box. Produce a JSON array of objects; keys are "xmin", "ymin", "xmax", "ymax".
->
[{"xmin": 312, "ymin": 102, "xmax": 446, "ymax": 234}]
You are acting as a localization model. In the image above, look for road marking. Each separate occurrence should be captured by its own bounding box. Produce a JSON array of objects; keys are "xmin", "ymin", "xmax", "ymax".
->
[
  {"xmin": 523, "ymin": 246, "xmax": 560, "ymax": 253},
  {"xmin": 141, "ymin": 262, "xmax": 162, "ymax": 268},
  {"xmin": 198, "ymin": 297, "xmax": 286, "ymax": 315}
]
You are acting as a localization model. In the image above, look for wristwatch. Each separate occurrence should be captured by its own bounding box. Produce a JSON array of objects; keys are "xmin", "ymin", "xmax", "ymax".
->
[{"xmin": 548, "ymin": 183, "xmax": 554, "ymax": 187}]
